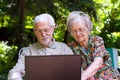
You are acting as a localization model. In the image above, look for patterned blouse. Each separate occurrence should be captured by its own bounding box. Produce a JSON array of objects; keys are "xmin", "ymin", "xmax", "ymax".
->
[{"xmin": 69, "ymin": 36, "xmax": 119, "ymax": 80}]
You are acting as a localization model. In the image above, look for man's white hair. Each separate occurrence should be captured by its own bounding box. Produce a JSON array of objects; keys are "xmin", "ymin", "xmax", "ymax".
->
[{"xmin": 34, "ymin": 13, "xmax": 56, "ymax": 28}]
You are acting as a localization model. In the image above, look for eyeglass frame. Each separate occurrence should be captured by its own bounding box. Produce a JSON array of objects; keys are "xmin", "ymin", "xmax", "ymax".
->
[
  {"xmin": 33, "ymin": 26, "xmax": 53, "ymax": 34},
  {"xmin": 70, "ymin": 28, "xmax": 88, "ymax": 35}
]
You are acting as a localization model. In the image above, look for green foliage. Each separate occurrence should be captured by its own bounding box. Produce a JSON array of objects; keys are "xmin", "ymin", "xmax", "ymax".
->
[
  {"xmin": 0, "ymin": 0, "xmax": 120, "ymax": 78},
  {"xmin": 92, "ymin": 0, "xmax": 120, "ymax": 48},
  {"xmin": 0, "ymin": 41, "xmax": 18, "ymax": 79},
  {"xmin": 118, "ymin": 56, "xmax": 120, "ymax": 68},
  {"xmin": 0, "ymin": 0, "xmax": 120, "ymax": 47}
]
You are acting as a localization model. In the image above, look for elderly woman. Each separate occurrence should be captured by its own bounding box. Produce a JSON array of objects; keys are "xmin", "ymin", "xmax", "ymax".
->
[{"xmin": 67, "ymin": 11, "xmax": 120, "ymax": 80}]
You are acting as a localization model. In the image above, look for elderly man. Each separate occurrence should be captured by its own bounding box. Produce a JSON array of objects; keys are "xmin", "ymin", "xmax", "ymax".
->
[{"xmin": 8, "ymin": 13, "xmax": 73, "ymax": 80}]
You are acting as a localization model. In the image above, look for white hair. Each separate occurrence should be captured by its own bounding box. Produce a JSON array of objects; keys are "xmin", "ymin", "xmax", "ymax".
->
[
  {"xmin": 34, "ymin": 13, "xmax": 56, "ymax": 28},
  {"xmin": 67, "ymin": 11, "xmax": 92, "ymax": 32}
]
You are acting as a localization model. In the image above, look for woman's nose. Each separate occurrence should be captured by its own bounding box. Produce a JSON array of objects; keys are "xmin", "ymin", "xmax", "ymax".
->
[{"xmin": 76, "ymin": 30, "xmax": 82, "ymax": 35}]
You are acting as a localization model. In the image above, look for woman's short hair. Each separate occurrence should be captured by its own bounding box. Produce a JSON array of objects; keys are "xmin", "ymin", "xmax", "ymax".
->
[
  {"xmin": 34, "ymin": 13, "xmax": 56, "ymax": 28},
  {"xmin": 67, "ymin": 11, "xmax": 92, "ymax": 32}
]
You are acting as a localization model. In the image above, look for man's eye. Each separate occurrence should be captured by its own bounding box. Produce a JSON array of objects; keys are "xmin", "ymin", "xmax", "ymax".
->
[{"xmin": 44, "ymin": 29, "xmax": 50, "ymax": 32}]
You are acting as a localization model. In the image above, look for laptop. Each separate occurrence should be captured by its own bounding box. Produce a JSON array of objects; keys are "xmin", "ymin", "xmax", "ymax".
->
[{"xmin": 25, "ymin": 55, "xmax": 81, "ymax": 80}]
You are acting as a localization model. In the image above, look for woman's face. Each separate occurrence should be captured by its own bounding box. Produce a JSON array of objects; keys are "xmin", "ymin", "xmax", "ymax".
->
[{"xmin": 70, "ymin": 20, "xmax": 90, "ymax": 45}]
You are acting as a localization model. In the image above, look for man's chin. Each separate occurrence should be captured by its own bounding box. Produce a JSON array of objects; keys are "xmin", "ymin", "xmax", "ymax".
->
[
  {"xmin": 41, "ymin": 43, "xmax": 48, "ymax": 47},
  {"xmin": 40, "ymin": 40, "xmax": 50, "ymax": 46}
]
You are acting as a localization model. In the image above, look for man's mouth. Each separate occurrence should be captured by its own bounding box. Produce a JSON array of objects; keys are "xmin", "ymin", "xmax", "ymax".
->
[{"xmin": 40, "ymin": 37, "xmax": 48, "ymax": 40}]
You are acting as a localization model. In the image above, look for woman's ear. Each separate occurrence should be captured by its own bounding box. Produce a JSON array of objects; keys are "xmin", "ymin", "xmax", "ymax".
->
[{"xmin": 86, "ymin": 29, "xmax": 90, "ymax": 35}]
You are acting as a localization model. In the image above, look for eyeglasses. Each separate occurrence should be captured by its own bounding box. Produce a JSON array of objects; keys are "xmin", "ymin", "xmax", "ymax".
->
[
  {"xmin": 71, "ymin": 28, "xmax": 87, "ymax": 35},
  {"xmin": 34, "ymin": 28, "xmax": 52, "ymax": 34}
]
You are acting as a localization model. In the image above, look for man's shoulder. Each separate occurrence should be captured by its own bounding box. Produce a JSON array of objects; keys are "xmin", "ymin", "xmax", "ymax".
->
[
  {"xmin": 21, "ymin": 42, "xmax": 38, "ymax": 50},
  {"xmin": 19, "ymin": 42, "xmax": 39, "ymax": 56},
  {"xmin": 55, "ymin": 41, "xmax": 67, "ymax": 46}
]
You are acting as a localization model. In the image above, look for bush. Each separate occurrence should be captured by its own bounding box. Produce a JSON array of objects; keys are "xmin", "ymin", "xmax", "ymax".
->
[{"xmin": 0, "ymin": 41, "xmax": 18, "ymax": 80}]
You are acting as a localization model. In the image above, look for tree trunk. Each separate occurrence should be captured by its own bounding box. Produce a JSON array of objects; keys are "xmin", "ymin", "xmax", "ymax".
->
[
  {"xmin": 15, "ymin": 0, "xmax": 25, "ymax": 49},
  {"xmin": 63, "ymin": 30, "xmax": 69, "ymax": 44}
]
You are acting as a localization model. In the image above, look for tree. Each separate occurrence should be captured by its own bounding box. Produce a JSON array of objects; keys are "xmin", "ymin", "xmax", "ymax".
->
[
  {"xmin": 0, "ymin": 0, "xmax": 120, "ymax": 79},
  {"xmin": 93, "ymin": 0, "xmax": 120, "ymax": 48},
  {"xmin": 0, "ymin": 0, "xmax": 120, "ymax": 48},
  {"xmin": 0, "ymin": 0, "xmax": 98, "ymax": 47}
]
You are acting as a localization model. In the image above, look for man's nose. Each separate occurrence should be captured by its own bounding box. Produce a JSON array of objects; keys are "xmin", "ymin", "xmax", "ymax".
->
[{"xmin": 41, "ymin": 31, "xmax": 46, "ymax": 36}]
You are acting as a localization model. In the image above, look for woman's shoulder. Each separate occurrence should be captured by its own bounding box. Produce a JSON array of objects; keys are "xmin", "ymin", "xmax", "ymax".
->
[
  {"xmin": 90, "ymin": 36, "xmax": 105, "ymax": 47},
  {"xmin": 90, "ymin": 36, "xmax": 104, "ymax": 42}
]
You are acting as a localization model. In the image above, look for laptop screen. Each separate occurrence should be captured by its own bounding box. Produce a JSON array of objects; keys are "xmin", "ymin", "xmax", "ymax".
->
[{"xmin": 25, "ymin": 55, "xmax": 81, "ymax": 80}]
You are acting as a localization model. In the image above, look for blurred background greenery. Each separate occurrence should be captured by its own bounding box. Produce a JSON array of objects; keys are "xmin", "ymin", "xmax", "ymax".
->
[
  {"xmin": 0, "ymin": 41, "xmax": 17, "ymax": 80},
  {"xmin": 0, "ymin": 0, "xmax": 120, "ymax": 79}
]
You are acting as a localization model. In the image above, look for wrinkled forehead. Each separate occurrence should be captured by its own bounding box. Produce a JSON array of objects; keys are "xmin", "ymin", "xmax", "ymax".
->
[
  {"xmin": 70, "ymin": 22, "xmax": 87, "ymax": 30},
  {"xmin": 34, "ymin": 21, "xmax": 51, "ymax": 29}
]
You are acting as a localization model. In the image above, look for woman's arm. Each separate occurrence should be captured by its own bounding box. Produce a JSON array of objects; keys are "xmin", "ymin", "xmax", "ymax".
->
[{"xmin": 81, "ymin": 57, "xmax": 103, "ymax": 80}]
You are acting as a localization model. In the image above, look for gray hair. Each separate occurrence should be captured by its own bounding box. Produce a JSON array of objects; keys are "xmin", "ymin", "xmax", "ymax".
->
[
  {"xmin": 67, "ymin": 11, "xmax": 92, "ymax": 32},
  {"xmin": 34, "ymin": 13, "xmax": 56, "ymax": 28}
]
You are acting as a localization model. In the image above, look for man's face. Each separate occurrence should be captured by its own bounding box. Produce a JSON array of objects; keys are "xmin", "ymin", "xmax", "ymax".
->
[{"xmin": 34, "ymin": 22, "xmax": 54, "ymax": 46}]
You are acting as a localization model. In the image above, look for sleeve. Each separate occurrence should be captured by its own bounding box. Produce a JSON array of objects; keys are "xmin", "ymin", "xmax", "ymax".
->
[
  {"xmin": 93, "ymin": 36, "xmax": 109, "ymax": 60},
  {"xmin": 8, "ymin": 47, "xmax": 29, "ymax": 80},
  {"xmin": 81, "ymin": 36, "xmax": 105, "ymax": 79}
]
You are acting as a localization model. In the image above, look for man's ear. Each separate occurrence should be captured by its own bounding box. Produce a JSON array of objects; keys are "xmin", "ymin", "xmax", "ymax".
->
[
  {"xmin": 52, "ymin": 27, "xmax": 55, "ymax": 33},
  {"xmin": 54, "ymin": 24, "xmax": 58, "ymax": 28},
  {"xmin": 33, "ymin": 28, "xmax": 37, "ymax": 35}
]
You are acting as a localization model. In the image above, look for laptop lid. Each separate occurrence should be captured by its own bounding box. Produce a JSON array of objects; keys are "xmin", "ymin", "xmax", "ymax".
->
[{"xmin": 25, "ymin": 55, "xmax": 81, "ymax": 80}]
